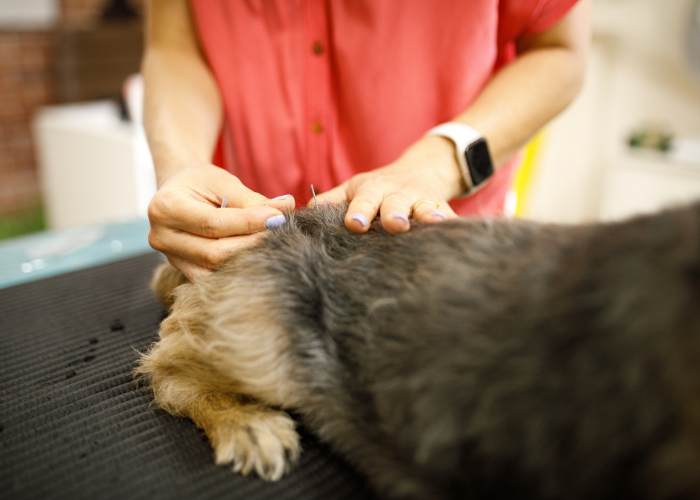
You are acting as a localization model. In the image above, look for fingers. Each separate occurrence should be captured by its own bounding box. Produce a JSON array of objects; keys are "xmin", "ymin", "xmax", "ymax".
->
[
  {"xmin": 149, "ymin": 163, "xmax": 296, "ymax": 280},
  {"xmin": 411, "ymin": 199, "xmax": 458, "ymax": 224},
  {"xmin": 149, "ymin": 227, "xmax": 266, "ymax": 272},
  {"xmin": 344, "ymin": 186, "xmax": 454, "ymax": 235},
  {"xmin": 344, "ymin": 186, "xmax": 384, "ymax": 234},
  {"xmin": 264, "ymin": 193, "xmax": 296, "ymax": 212},
  {"xmin": 314, "ymin": 182, "xmax": 381, "ymax": 234},
  {"xmin": 377, "ymin": 192, "xmax": 414, "ymax": 234},
  {"xmin": 197, "ymin": 168, "xmax": 291, "ymax": 211},
  {"xmin": 375, "ymin": 193, "xmax": 454, "ymax": 234},
  {"xmin": 236, "ymin": 187, "xmax": 296, "ymax": 213},
  {"xmin": 310, "ymin": 184, "xmax": 348, "ymax": 208},
  {"xmin": 149, "ymin": 193, "xmax": 290, "ymax": 239},
  {"xmin": 150, "ymin": 164, "xmax": 295, "ymax": 240},
  {"xmin": 165, "ymin": 254, "xmax": 211, "ymax": 282}
]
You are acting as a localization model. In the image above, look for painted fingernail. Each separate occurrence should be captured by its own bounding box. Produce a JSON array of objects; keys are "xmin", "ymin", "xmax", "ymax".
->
[
  {"xmin": 392, "ymin": 212, "xmax": 410, "ymax": 227},
  {"xmin": 430, "ymin": 211, "xmax": 447, "ymax": 221},
  {"xmin": 271, "ymin": 194, "xmax": 291, "ymax": 200},
  {"xmin": 351, "ymin": 213, "xmax": 368, "ymax": 227},
  {"xmin": 265, "ymin": 215, "xmax": 286, "ymax": 228}
]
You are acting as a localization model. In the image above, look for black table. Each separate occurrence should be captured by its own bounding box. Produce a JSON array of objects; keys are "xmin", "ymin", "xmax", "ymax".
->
[{"xmin": 0, "ymin": 253, "xmax": 374, "ymax": 500}]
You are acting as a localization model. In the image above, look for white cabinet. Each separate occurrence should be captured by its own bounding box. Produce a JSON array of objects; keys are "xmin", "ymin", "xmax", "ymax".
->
[{"xmin": 33, "ymin": 101, "xmax": 156, "ymax": 229}]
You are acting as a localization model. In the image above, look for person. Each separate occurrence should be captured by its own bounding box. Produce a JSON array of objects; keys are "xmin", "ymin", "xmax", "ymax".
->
[{"xmin": 143, "ymin": 0, "xmax": 591, "ymax": 280}]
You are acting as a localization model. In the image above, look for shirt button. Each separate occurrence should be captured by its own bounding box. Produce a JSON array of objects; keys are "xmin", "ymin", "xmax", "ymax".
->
[
  {"xmin": 312, "ymin": 122, "xmax": 324, "ymax": 134},
  {"xmin": 312, "ymin": 42, "xmax": 324, "ymax": 55}
]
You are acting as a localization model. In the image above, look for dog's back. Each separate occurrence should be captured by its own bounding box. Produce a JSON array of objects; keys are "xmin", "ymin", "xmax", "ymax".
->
[
  {"xmin": 146, "ymin": 203, "xmax": 700, "ymax": 499},
  {"xmin": 244, "ymin": 204, "xmax": 700, "ymax": 499}
]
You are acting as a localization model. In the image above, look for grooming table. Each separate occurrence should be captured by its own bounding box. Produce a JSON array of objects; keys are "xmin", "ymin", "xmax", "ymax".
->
[{"xmin": 0, "ymin": 252, "xmax": 374, "ymax": 499}]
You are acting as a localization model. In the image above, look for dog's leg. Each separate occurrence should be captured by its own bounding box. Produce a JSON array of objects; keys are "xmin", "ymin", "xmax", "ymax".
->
[
  {"xmin": 150, "ymin": 262, "xmax": 189, "ymax": 310},
  {"xmin": 136, "ymin": 283, "xmax": 301, "ymax": 481},
  {"xmin": 169, "ymin": 386, "xmax": 300, "ymax": 481}
]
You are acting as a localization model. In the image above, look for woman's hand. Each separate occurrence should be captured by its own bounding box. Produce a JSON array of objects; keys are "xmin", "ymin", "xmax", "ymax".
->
[
  {"xmin": 143, "ymin": 1, "xmax": 298, "ymax": 281},
  {"xmin": 313, "ymin": 135, "xmax": 464, "ymax": 234},
  {"xmin": 148, "ymin": 160, "xmax": 295, "ymax": 280}
]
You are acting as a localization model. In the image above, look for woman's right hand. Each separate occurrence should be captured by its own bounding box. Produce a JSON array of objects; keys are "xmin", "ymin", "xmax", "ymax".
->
[{"xmin": 147, "ymin": 161, "xmax": 295, "ymax": 281}]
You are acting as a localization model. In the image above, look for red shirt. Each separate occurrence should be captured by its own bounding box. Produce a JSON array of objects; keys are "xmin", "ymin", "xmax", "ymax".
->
[{"xmin": 191, "ymin": 0, "xmax": 579, "ymax": 215}]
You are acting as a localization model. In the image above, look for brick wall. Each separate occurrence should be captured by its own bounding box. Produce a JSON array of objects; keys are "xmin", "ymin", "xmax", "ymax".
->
[
  {"xmin": 0, "ymin": 31, "xmax": 53, "ymax": 234},
  {"xmin": 61, "ymin": 0, "xmax": 110, "ymax": 27},
  {"xmin": 0, "ymin": 0, "xmax": 142, "ymax": 238}
]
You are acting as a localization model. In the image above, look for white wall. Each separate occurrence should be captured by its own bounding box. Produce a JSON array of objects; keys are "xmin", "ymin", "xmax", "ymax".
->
[
  {"xmin": 525, "ymin": 0, "xmax": 700, "ymax": 223},
  {"xmin": 0, "ymin": 0, "xmax": 57, "ymax": 29}
]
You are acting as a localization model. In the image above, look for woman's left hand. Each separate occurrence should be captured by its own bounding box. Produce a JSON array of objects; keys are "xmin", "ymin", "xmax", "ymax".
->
[{"xmin": 312, "ymin": 135, "xmax": 465, "ymax": 234}]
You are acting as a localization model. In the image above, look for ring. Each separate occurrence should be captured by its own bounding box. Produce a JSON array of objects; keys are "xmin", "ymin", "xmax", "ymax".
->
[{"xmin": 411, "ymin": 200, "xmax": 440, "ymax": 216}]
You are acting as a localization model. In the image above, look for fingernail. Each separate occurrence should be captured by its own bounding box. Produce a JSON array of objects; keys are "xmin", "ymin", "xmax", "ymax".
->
[
  {"xmin": 430, "ymin": 211, "xmax": 447, "ymax": 221},
  {"xmin": 271, "ymin": 194, "xmax": 291, "ymax": 200},
  {"xmin": 265, "ymin": 215, "xmax": 286, "ymax": 228},
  {"xmin": 392, "ymin": 212, "xmax": 410, "ymax": 227},
  {"xmin": 351, "ymin": 213, "xmax": 367, "ymax": 227}
]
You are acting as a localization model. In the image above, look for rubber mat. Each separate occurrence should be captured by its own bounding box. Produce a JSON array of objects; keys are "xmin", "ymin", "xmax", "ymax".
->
[{"xmin": 0, "ymin": 253, "xmax": 375, "ymax": 500}]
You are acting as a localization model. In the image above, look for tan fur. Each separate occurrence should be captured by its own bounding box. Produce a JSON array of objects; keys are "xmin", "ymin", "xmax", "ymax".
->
[
  {"xmin": 150, "ymin": 262, "xmax": 189, "ymax": 311},
  {"xmin": 136, "ymin": 262, "xmax": 302, "ymax": 481}
]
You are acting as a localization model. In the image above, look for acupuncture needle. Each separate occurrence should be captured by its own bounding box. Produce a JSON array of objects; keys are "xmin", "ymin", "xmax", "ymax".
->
[{"xmin": 311, "ymin": 185, "xmax": 319, "ymax": 209}]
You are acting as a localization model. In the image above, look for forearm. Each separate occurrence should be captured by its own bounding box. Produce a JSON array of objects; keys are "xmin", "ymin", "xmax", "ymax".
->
[
  {"xmin": 143, "ymin": 49, "xmax": 222, "ymax": 185},
  {"xmin": 398, "ymin": 43, "xmax": 589, "ymax": 202},
  {"xmin": 142, "ymin": 0, "xmax": 223, "ymax": 187},
  {"xmin": 453, "ymin": 0, "xmax": 591, "ymax": 169},
  {"xmin": 454, "ymin": 46, "xmax": 587, "ymax": 168},
  {"xmin": 142, "ymin": 0, "xmax": 293, "ymax": 281}
]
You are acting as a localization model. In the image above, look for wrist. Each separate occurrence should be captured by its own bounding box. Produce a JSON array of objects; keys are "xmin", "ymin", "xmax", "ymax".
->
[
  {"xmin": 406, "ymin": 135, "xmax": 464, "ymax": 200},
  {"xmin": 152, "ymin": 148, "xmax": 211, "ymax": 188},
  {"xmin": 424, "ymin": 122, "xmax": 495, "ymax": 196}
]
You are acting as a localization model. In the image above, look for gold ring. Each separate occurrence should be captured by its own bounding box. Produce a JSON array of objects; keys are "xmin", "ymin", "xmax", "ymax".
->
[{"xmin": 411, "ymin": 200, "xmax": 440, "ymax": 216}]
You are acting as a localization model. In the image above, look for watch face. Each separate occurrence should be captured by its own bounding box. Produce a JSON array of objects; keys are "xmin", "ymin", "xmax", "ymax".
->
[{"xmin": 465, "ymin": 137, "xmax": 494, "ymax": 186}]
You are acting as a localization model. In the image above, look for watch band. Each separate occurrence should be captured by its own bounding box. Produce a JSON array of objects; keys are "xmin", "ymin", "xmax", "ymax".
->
[{"xmin": 425, "ymin": 122, "xmax": 490, "ymax": 195}]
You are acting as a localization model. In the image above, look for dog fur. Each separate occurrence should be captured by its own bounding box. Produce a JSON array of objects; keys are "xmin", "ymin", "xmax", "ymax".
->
[{"xmin": 135, "ymin": 203, "xmax": 700, "ymax": 499}]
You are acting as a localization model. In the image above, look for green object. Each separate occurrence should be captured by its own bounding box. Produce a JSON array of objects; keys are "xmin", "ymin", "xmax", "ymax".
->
[
  {"xmin": 0, "ymin": 203, "xmax": 46, "ymax": 241},
  {"xmin": 627, "ymin": 127, "xmax": 674, "ymax": 152},
  {"xmin": 628, "ymin": 133, "xmax": 644, "ymax": 149}
]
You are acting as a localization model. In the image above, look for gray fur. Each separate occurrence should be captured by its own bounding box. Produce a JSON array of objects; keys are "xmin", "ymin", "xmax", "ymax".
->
[{"xmin": 203, "ymin": 203, "xmax": 700, "ymax": 499}]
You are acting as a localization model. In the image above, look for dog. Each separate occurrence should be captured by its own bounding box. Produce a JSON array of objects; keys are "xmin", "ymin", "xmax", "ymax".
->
[{"xmin": 135, "ymin": 203, "xmax": 700, "ymax": 499}]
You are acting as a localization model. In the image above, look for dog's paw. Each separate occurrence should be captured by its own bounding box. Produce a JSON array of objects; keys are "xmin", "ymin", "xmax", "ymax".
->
[{"xmin": 211, "ymin": 409, "xmax": 300, "ymax": 481}]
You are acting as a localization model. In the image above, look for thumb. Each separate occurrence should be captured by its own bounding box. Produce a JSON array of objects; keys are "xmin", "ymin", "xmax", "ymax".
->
[
  {"xmin": 311, "ymin": 183, "xmax": 349, "ymax": 207},
  {"xmin": 224, "ymin": 179, "xmax": 296, "ymax": 212}
]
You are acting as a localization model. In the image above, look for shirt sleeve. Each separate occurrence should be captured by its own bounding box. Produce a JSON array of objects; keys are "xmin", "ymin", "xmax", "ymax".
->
[
  {"xmin": 495, "ymin": 0, "xmax": 580, "ymax": 69},
  {"xmin": 522, "ymin": 0, "xmax": 581, "ymax": 36}
]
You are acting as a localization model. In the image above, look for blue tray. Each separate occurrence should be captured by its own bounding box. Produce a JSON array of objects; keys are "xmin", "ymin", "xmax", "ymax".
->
[{"xmin": 0, "ymin": 218, "xmax": 156, "ymax": 289}]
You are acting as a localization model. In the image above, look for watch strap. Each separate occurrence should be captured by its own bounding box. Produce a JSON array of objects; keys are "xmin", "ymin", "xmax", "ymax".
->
[{"xmin": 425, "ymin": 122, "xmax": 483, "ymax": 194}]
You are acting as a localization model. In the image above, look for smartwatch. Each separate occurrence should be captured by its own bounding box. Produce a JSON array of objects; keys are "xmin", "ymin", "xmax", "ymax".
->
[{"xmin": 425, "ymin": 122, "xmax": 494, "ymax": 195}]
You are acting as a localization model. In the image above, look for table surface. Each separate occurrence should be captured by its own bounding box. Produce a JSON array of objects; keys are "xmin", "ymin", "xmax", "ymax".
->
[{"xmin": 0, "ymin": 252, "xmax": 374, "ymax": 500}]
